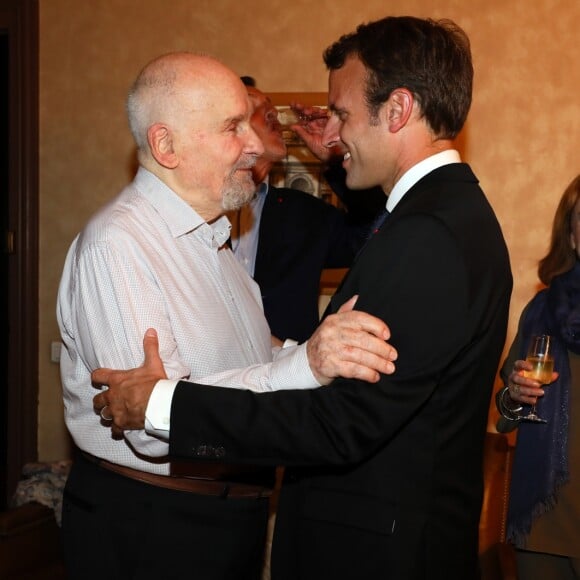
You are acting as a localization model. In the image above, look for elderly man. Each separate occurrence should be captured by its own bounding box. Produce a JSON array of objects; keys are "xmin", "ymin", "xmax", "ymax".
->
[{"xmin": 57, "ymin": 52, "xmax": 396, "ymax": 580}]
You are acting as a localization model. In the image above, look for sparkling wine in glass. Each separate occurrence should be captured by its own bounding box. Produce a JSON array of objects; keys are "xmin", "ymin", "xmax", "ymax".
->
[
  {"xmin": 276, "ymin": 106, "xmax": 329, "ymax": 130},
  {"xmin": 276, "ymin": 106, "xmax": 302, "ymax": 131},
  {"xmin": 521, "ymin": 334, "xmax": 554, "ymax": 423}
]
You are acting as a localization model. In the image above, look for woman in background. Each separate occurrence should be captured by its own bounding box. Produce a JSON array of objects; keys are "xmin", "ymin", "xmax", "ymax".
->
[{"xmin": 497, "ymin": 174, "xmax": 580, "ymax": 579}]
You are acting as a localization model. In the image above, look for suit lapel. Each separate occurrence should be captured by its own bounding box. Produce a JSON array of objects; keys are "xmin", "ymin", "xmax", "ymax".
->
[
  {"xmin": 327, "ymin": 163, "xmax": 475, "ymax": 313},
  {"xmin": 254, "ymin": 186, "xmax": 285, "ymax": 280}
]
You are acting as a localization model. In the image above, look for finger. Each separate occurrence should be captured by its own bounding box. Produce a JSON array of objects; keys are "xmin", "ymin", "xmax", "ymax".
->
[
  {"xmin": 342, "ymin": 363, "xmax": 380, "ymax": 383},
  {"xmin": 290, "ymin": 125, "xmax": 329, "ymax": 161},
  {"xmin": 520, "ymin": 394, "xmax": 540, "ymax": 405},
  {"xmin": 510, "ymin": 382, "xmax": 544, "ymax": 404},
  {"xmin": 337, "ymin": 341, "xmax": 397, "ymax": 368},
  {"xmin": 320, "ymin": 336, "xmax": 397, "ymax": 372},
  {"xmin": 338, "ymin": 295, "xmax": 358, "ymax": 313},
  {"xmin": 330, "ymin": 356, "xmax": 394, "ymax": 382},
  {"xmin": 316, "ymin": 318, "xmax": 395, "ymax": 358},
  {"xmin": 346, "ymin": 332, "xmax": 398, "ymax": 360},
  {"xmin": 334, "ymin": 310, "xmax": 391, "ymax": 341},
  {"xmin": 92, "ymin": 367, "xmax": 113, "ymax": 386},
  {"xmin": 358, "ymin": 353, "xmax": 396, "ymax": 375},
  {"xmin": 514, "ymin": 359, "xmax": 533, "ymax": 372},
  {"xmin": 111, "ymin": 425, "xmax": 125, "ymax": 439},
  {"xmin": 291, "ymin": 124, "xmax": 319, "ymax": 141},
  {"xmin": 143, "ymin": 328, "xmax": 167, "ymax": 378},
  {"xmin": 309, "ymin": 336, "xmax": 397, "ymax": 385},
  {"xmin": 355, "ymin": 313, "xmax": 391, "ymax": 339},
  {"xmin": 93, "ymin": 392, "xmax": 108, "ymax": 411},
  {"xmin": 143, "ymin": 328, "xmax": 159, "ymax": 363},
  {"xmin": 309, "ymin": 110, "xmax": 330, "ymax": 121},
  {"xmin": 508, "ymin": 381, "xmax": 521, "ymax": 396},
  {"xmin": 100, "ymin": 406, "xmax": 113, "ymax": 422}
]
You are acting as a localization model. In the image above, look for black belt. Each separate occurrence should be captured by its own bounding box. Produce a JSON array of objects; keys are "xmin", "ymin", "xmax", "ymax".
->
[{"xmin": 80, "ymin": 452, "xmax": 273, "ymax": 499}]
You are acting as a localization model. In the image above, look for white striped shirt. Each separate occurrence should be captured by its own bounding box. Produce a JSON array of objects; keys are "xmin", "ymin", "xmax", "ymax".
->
[{"xmin": 57, "ymin": 167, "xmax": 316, "ymax": 474}]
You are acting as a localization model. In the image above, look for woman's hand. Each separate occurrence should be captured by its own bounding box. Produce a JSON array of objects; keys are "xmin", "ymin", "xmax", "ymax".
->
[{"xmin": 507, "ymin": 359, "xmax": 559, "ymax": 404}]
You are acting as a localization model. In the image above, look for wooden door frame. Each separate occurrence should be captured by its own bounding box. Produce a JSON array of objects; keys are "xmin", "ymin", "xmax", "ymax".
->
[{"xmin": 2, "ymin": 0, "xmax": 39, "ymax": 506}]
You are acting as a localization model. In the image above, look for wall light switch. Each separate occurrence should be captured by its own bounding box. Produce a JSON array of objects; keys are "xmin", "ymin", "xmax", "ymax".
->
[{"xmin": 51, "ymin": 341, "xmax": 62, "ymax": 363}]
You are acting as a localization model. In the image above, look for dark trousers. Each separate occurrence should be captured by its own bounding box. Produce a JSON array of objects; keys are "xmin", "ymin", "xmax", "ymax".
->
[{"xmin": 61, "ymin": 453, "xmax": 270, "ymax": 580}]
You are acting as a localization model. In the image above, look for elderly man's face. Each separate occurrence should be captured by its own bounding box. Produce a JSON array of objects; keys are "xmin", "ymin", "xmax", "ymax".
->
[{"xmin": 169, "ymin": 67, "xmax": 264, "ymax": 219}]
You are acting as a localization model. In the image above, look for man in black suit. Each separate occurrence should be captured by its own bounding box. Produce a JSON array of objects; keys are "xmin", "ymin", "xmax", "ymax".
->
[
  {"xmin": 94, "ymin": 16, "xmax": 512, "ymax": 579},
  {"xmin": 231, "ymin": 82, "xmax": 384, "ymax": 342}
]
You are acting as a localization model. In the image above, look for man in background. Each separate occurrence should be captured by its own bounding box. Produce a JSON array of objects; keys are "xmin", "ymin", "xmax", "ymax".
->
[{"xmin": 231, "ymin": 79, "xmax": 384, "ymax": 342}]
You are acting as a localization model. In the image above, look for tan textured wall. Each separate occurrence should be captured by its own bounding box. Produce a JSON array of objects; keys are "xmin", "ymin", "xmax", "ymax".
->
[{"xmin": 38, "ymin": 0, "xmax": 580, "ymax": 460}]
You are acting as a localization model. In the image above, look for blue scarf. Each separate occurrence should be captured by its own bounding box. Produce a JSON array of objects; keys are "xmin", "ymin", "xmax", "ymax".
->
[{"xmin": 506, "ymin": 261, "xmax": 580, "ymax": 546}]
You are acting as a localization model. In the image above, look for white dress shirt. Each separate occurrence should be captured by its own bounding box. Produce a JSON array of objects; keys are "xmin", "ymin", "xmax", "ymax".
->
[
  {"xmin": 57, "ymin": 167, "xmax": 317, "ymax": 474},
  {"xmin": 228, "ymin": 181, "xmax": 268, "ymax": 277}
]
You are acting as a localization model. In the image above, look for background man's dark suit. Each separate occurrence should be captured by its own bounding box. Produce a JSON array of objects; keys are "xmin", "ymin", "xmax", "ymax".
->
[
  {"xmin": 169, "ymin": 163, "xmax": 512, "ymax": 579},
  {"xmin": 255, "ymin": 173, "xmax": 384, "ymax": 343}
]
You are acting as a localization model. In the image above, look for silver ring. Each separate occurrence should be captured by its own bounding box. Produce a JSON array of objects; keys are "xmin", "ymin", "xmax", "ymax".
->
[{"xmin": 100, "ymin": 406, "xmax": 113, "ymax": 422}]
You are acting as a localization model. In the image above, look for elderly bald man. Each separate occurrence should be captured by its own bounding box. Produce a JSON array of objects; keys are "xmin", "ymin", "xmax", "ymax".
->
[{"xmin": 56, "ymin": 52, "xmax": 396, "ymax": 580}]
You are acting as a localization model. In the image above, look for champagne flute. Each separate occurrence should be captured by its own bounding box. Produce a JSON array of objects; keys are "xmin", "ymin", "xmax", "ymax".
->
[
  {"xmin": 520, "ymin": 334, "xmax": 554, "ymax": 423},
  {"xmin": 276, "ymin": 106, "xmax": 329, "ymax": 131}
]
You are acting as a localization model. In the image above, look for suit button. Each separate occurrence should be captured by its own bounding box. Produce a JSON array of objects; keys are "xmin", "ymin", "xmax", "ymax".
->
[{"xmin": 195, "ymin": 445, "xmax": 208, "ymax": 457}]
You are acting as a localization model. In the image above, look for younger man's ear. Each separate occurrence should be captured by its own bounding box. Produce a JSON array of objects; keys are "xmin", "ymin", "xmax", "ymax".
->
[{"xmin": 383, "ymin": 88, "xmax": 414, "ymax": 133}]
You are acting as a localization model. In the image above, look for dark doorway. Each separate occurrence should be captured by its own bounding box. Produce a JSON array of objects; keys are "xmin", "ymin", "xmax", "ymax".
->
[
  {"xmin": 1, "ymin": 0, "xmax": 39, "ymax": 509},
  {"xmin": 0, "ymin": 28, "xmax": 8, "ymax": 509}
]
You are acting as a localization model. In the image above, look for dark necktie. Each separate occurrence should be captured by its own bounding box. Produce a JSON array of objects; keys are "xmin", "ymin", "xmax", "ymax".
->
[
  {"xmin": 322, "ymin": 208, "xmax": 390, "ymax": 320},
  {"xmin": 368, "ymin": 208, "xmax": 390, "ymax": 238}
]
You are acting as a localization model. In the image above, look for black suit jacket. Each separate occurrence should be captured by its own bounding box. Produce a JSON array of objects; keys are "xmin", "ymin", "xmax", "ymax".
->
[
  {"xmin": 255, "ymin": 174, "xmax": 384, "ymax": 343},
  {"xmin": 169, "ymin": 163, "xmax": 513, "ymax": 579}
]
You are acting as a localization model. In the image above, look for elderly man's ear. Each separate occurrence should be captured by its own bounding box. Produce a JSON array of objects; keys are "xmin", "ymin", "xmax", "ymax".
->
[{"xmin": 148, "ymin": 123, "xmax": 179, "ymax": 169}]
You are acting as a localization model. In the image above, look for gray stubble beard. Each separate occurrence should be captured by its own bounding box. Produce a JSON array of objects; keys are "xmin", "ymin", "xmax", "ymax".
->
[{"xmin": 221, "ymin": 172, "xmax": 257, "ymax": 212}]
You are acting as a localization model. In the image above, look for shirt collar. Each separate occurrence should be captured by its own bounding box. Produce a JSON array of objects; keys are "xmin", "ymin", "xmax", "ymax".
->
[
  {"xmin": 386, "ymin": 149, "xmax": 461, "ymax": 212},
  {"xmin": 256, "ymin": 178, "xmax": 269, "ymax": 198},
  {"xmin": 134, "ymin": 166, "xmax": 231, "ymax": 247}
]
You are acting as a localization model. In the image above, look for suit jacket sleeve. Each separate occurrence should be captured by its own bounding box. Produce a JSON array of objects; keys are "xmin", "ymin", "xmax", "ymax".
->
[{"xmin": 168, "ymin": 212, "xmax": 492, "ymax": 467}]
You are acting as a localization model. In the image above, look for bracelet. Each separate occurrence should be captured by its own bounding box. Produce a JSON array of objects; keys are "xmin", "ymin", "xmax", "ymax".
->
[{"xmin": 496, "ymin": 386, "xmax": 523, "ymax": 422}]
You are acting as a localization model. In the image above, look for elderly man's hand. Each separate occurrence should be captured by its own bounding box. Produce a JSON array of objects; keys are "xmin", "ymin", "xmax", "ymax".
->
[
  {"xmin": 307, "ymin": 295, "xmax": 397, "ymax": 385},
  {"xmin": 92, "ymin": 328, "xmax": 167, "ymax": 435}
]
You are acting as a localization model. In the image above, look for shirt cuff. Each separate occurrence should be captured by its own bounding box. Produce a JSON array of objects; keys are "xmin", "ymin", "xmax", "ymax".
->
[
  {"xmin": 145, "ymin": 379, "xmax": 178, "ymax": 434},
  {"xmin": 270, "ymin": 341, "xmax": 320, "ymax": 390}
]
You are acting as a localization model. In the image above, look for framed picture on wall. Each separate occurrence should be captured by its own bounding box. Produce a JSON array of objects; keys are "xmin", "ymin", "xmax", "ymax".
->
[{"xmin": 267, "ymin": 92, "xmax": 340, "ymax": 207}]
